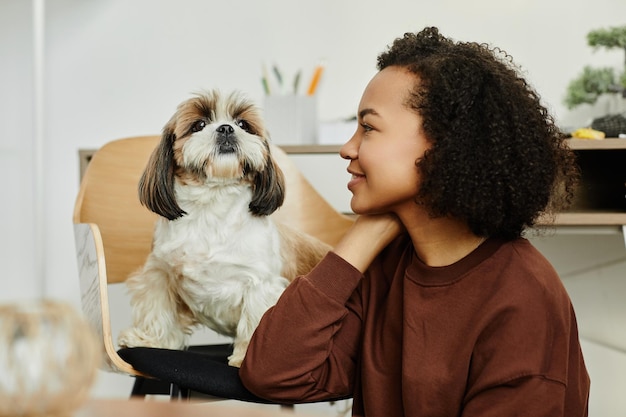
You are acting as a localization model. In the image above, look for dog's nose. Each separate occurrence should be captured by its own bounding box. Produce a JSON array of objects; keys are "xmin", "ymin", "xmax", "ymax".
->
[{"xmin": 216, "ymin": 124, "xmax": 235, "ymax": 135}]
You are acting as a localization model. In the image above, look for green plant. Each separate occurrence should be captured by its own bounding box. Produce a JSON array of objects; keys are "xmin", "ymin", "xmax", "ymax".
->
[{"xmin": 564, "ymin": 25, "xmax": 626, "ymax": 110}]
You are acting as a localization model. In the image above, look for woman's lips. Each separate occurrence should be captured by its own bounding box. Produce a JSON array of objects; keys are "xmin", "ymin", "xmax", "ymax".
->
[{"xmin": 347, "ymin": 172, "xmax": 365, "ymax": 191}]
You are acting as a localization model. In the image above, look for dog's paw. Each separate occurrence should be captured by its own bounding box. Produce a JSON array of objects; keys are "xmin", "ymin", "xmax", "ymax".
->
[
  {"xmin": 117, "ymin": 328, "xmax": 155, "ymax": 348},
  {"xmin": 228, "ymin": 353, "xmax": 244, "ymax": 368},
  {"xmin": 117, "ymin": 327, "xmax": 184, "ymax": 349},
  {"xmin": 228, "ymin": 340, "xmax": 249, "ymax": 367}
]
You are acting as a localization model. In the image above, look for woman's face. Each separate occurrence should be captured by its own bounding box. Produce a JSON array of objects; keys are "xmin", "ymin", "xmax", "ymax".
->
[{"xmin": 340, "ymin": 66, "xmax": 431, "ymax": 216}]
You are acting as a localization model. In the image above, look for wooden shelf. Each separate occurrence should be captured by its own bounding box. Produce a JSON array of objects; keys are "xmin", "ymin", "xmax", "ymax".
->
[
  {"xmin": 279, "ymin": 144, "xmax": 341, "ymax": 154},
  {"xmin": 567, "ymin": 138, "xmax": 626, "ymax": 150},
  {"xmin": 279, "ymin": 139, "xmax": 626, "ymax": 152},
  {"xmin": 539, "ymin": 212, "xmax": 626, "ymax": 226},
  {"xmin": 281, "ymin": 138, "xmax": 626, "ymax": 153}
]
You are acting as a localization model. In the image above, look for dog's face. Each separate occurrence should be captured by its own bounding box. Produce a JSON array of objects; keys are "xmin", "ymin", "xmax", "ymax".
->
[{"xmin": 139, "ymin": 91, "xmax": 285, "ymax": 220}]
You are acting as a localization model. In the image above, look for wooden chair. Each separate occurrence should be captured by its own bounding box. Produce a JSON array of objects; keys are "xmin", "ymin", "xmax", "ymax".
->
[{"xmin": 72, "ymin": 135, "xmax": 354, "ymax": 402}]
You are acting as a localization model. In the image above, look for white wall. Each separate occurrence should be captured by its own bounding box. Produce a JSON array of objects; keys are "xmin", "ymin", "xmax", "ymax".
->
[
  {"xmin": 2, "ymin": 0, "xmax": 626, "ymax": 414},
  {"xmin": 0, "ymin": 0, "xmax": 37, "ymax": 302}
]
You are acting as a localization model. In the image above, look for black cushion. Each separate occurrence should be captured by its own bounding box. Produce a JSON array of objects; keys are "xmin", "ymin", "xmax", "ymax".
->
[{"xmin": 117, "ymin": 345, "xmax": 272, "ymax": 403}]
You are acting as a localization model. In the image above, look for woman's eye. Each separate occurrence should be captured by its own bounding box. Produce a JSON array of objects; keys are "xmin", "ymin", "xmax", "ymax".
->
[
  {"xmin": 360, "ymin": 123, "xmax": 373, "ymax": 132},
  {"xmin": 237, "ymin": 119, "xmax": 251, "ymax": 132},
  {"xmin": 191, "ymin": 120, "xmax": 206, "ymax": 132}
]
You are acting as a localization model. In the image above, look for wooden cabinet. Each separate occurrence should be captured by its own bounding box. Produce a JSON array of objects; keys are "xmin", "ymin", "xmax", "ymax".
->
[{"xmin": 552, "ymin": 139, "xmax": 626, "ymax": 226}]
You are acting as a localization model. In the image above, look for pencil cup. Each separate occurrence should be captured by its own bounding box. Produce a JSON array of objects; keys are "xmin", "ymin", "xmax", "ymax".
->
[{"xmin": 263, "ymin": 95, "xmax": 318, "ymax": 145}]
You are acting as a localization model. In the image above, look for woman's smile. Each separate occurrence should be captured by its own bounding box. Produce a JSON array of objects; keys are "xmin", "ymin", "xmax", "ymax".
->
[{"xmin": 347, "ymin": 169, "xmax": 366, "ymax": 191}]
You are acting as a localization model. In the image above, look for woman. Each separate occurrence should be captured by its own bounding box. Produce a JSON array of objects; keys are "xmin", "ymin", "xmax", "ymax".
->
[{"xmin": 240, "ymin": 27, "xmax": 590, "ymax": 416}]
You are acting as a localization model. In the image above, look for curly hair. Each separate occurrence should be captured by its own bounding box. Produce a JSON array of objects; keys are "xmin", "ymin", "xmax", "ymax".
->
[{"xmin": 377, "ymin": 27, "xmax": 579, "ymax": 240}]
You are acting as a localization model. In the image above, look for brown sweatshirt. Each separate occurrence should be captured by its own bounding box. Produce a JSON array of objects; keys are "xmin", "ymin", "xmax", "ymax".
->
[{"xmin": 240, "ymin": 236, "xmax": 590, "ymax": 416}]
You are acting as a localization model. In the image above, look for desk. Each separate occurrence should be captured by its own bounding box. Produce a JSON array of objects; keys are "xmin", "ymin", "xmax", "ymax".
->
[{"xmin": 74, "ymin": 399, "xmax": 319, "ymax": 417}]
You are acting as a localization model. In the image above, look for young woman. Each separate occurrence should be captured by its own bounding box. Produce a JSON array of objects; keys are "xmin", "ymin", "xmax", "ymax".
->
[{"xmin": 240, "ymin": 27, "xmax": 590, "ymax": 416}]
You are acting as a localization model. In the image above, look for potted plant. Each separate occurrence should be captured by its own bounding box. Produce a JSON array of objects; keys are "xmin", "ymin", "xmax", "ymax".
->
[{"xmin": 565, "ymin": 25, "xmax": 626, "ymax": 109}]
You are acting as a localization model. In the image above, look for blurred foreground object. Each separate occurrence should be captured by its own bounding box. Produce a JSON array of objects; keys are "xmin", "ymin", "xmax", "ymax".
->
[{"xmin": 0, "ymin": 300, "xmax": 100, "ymax": 417}]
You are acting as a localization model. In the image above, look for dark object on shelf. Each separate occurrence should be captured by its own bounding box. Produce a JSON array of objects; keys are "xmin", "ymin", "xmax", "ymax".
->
[
  {"xmin": 591, "ymin": 113, "xmax": 626, "ymax": 137},
  {"xmin": 569, "ymin": 149, "xmax": 626, "ymax": 212}
]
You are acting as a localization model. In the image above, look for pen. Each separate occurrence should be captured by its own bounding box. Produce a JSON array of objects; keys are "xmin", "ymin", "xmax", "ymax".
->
[
  {"xmin": 261, "ymin": 76, "xmax": 270, "ymax": 95},
  {"xmin": 272, "ymin": 65, "xmax": 283, "ymax": 88},
  {"xmin": 293, "ymin": 70, "xmax": 301, "ymax": 95},
  {"xmin": 306, "ymin": 63, "xmax": 325, "ymax": 96},
  {"xmin": 261, "ymin": 63, "xmax": 271, "ymax": 95}
]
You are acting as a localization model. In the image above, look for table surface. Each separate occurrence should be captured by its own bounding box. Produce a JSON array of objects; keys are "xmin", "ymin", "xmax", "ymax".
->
[{"xmin": 74, "ymin": 398, "xmax": 321, "ymax": 417}]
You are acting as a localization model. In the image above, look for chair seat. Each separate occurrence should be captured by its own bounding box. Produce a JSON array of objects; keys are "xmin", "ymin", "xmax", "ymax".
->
[
  {"xmin": 117, "ymin": 345, "xmax": 272, "ymax": 403},
  {"xmin": 186, "ymin": 343, "xmax": 233, "ymax": 364}
]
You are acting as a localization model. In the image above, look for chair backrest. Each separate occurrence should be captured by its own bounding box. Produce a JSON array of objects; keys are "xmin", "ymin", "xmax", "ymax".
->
[
  {"xmin": 270, "ymin": 145, "xmax": 355, "ymax": 247},
  {"xmin": 73, "ymin": 135, "xmax": 354, "ymax": 285},
  {"xmin": 73, "ymin": 136, "xmax": 160, "ymax": 284}
]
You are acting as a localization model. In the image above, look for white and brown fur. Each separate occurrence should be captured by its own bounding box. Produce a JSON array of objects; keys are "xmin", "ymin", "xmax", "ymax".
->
[{"xmin": 117, "ymin": 90, "xmax": 330, "ymax": 367}]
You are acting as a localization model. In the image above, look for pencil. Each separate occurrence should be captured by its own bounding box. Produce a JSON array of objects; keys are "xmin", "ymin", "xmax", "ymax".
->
[
  {"xmin": 261, "ymin": 63, "xmax": 271, "ymax": 95},
  {"xmin": 306, "ymin": 64, "xmax": 325, "ymax": 96},
  {"xmin": 272, "ymin": 65, "xmax": 283, "ymax": 87},
  {"xmin": 261, "ymin": 77, "xmax": 270, "ymax": 95},
  {"xmin": 293, "ymin": 70, "xmax": 302, "ymax": 95}
]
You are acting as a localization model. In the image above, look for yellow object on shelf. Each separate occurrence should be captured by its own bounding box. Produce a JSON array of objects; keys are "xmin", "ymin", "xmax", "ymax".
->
[{"xmin": 571, "ymin": 128, "xmax": 606, "ymax": 140}]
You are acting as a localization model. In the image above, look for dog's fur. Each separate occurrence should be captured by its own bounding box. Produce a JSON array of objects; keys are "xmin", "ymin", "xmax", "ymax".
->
[{"xmin": 117, "ymin": 91, "xmax": 330, "ymax": 367}]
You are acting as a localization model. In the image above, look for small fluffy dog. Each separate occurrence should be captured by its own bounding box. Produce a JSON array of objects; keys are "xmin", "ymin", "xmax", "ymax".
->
[{"xmin": 117, "ymin": 90, "xmax": 330, "ymax": 367}]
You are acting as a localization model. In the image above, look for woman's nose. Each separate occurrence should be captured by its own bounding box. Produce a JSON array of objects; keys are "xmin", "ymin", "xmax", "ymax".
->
[{"xmin": 340, "ymin": 130, "xmax": 359, "ymax": 160}]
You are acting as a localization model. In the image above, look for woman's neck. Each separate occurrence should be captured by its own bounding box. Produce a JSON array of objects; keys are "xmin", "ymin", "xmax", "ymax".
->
[{"xmin": 401, "ymin": 212, "xmax": 485, "ymax": 267}]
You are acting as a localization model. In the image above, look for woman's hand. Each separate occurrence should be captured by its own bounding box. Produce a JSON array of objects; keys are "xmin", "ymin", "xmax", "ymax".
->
[{"xmin": 333, "ymin": 213, "xmax": 404, "ymax": 273}]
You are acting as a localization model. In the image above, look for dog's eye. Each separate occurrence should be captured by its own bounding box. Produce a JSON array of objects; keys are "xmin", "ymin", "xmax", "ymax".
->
[
  {"xmin": 236, "ymin": 119, "xmax": 252, "ymax": 133},
  {"xmin": 191, "ymin": 120, "xmax": 206, "ymax": 133}
]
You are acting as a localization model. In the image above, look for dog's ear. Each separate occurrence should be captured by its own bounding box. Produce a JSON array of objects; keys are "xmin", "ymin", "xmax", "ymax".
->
[
  {"xmin": 138, "ymin": 123, "xmax": 187, "ymax": 220},
  {"xmin": 248, "ymin": 144, "xmax": 285, "ymax": 216}
]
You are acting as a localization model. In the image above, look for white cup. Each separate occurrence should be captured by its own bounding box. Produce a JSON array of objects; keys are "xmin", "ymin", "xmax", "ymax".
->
[{"xmin": 263, "ymin": 95, "xmax": 318, "ymax": 145}]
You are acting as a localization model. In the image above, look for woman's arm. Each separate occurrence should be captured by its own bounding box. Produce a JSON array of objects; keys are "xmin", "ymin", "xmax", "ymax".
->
[
  {"xmin": 239, "ymin": 252, "xmax": 363, "ymax": 402},
  {"xmin": 239, "ymin": 214, "xmax": 403, "ymax": 402},
  {"xmin": 334, "ymin": 214, "xmax": 404, "ymax": 273}
]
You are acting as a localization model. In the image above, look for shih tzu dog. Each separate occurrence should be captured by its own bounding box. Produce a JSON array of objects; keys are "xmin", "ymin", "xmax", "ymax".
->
[{"xmin": 117, "ymin": 90, "xmax": 330, "ymax": 367}]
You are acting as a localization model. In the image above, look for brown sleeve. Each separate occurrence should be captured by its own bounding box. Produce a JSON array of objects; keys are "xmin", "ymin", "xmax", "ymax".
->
[{"xmin": 239, "ymin": 251, "xmax": 363, "ymax": 402}]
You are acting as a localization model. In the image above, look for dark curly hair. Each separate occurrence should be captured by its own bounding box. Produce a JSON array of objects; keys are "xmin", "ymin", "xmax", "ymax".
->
[{"xmin": 377, "ymin": 27, "xmax": 579, "ymax": 240}]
